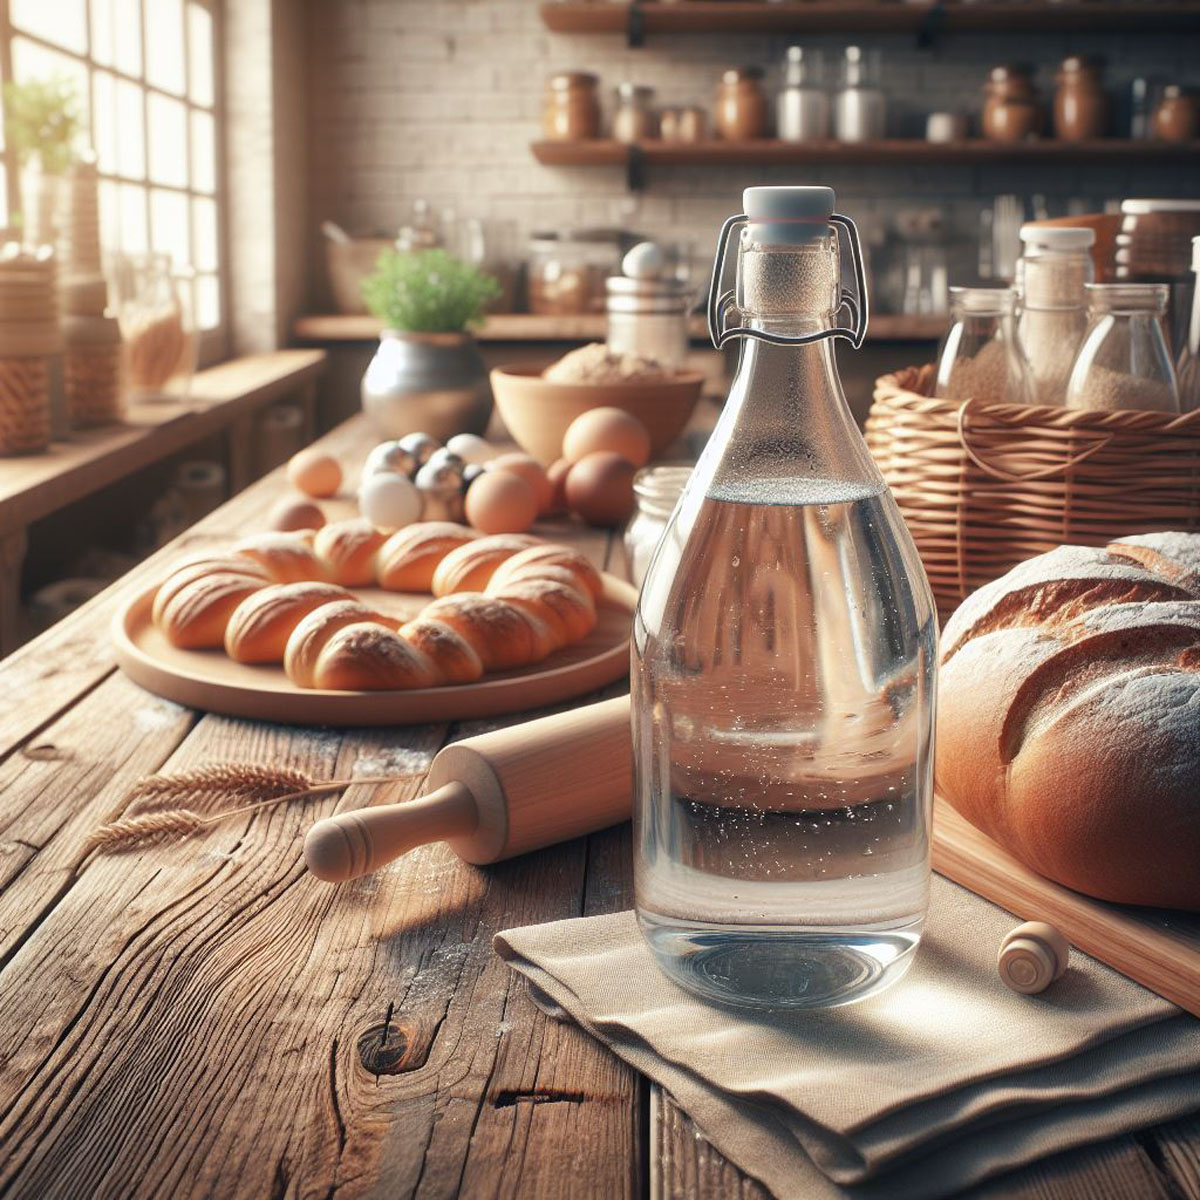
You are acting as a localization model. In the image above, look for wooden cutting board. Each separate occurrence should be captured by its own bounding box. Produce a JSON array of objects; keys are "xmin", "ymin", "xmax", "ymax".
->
[{"xmin": 933, "ymin": 797, "xmax": 1200, "ymax": 1018}]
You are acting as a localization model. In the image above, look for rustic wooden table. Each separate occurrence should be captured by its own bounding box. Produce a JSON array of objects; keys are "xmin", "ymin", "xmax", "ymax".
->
[{"xmin": 1, "ymin": 414, "xmax": 1198, "ymax": 1199}]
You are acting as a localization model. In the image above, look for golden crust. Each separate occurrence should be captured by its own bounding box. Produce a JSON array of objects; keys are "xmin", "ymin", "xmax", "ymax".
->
[
  {"xmin": 430, "ymin": 534, "xmax": 540, "ymax": 596},
  {"xmin": 377, "ymin": 522, "xmax": 481, "ymax": 592},
  {"xmin": 224, "ymin": 582, "xmax": 353, "ymax": 663},
  {"xmin": 313, "ymin": 624, "xmax": 437, "ymax": 690},
  {"xmin": 314, "ymin": 518, "xmax": 387, "ymax": 587},
  {"xmin": 284, "ymin": 600, "xmax": 397, "ymax": 687}
]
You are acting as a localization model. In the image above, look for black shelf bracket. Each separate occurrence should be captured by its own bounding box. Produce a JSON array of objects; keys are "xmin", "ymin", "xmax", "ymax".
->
[
  {"xmin": 626, "ymin": 2, "xmax": 645, "ymax": 47},
  {"xmin": 626, "ymin": 145, "xmax": 647, "ymax": 191},
  {"xmin": 917, "ymin": 0, "xmax": 948, "ymax": 47}
]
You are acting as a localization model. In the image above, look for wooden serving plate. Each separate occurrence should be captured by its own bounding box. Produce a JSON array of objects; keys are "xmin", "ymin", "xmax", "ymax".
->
[{"xmin": 111, "ymin": 574, "xmax": 636, "ymax": 726}]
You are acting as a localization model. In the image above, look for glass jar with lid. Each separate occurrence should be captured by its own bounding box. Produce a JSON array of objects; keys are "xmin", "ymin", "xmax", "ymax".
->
[
  {"xmin": 1065, "ymin": 283, "xmax": 1180, "ymax": 412},
  {"xmin": 715, "ymin": 67, "xmax": 768, "ymax": 140},
  {"xmin": 777, "ymin": 46, "xmax": 830, "ymax": 142},
  {"xmin": 528, "ymin": 229, "xmax": 624, "ymax": 315},
  {"xmin": 606, "ymin": 242, "xmax": 692, "ymax": 370},
  {"xmin": 542, "ymin": 72, "xmax": 601, "ymax": 141},
  {"xmin": 1015, "ymin": 224, "xmax": 1095, "ymax": 407},
  {"xmin": 934, "ymin": 286, "xmax": 1034, "ymax": 404},
  {"xmin": 624, "ymin": 464, "xmax": 692, "ymax": 585},
  {"xmin": 613, "ymin": 83, "xmax": 657, "ymax": 144},
  {"xmin": 834, "ymin": 46, "xmax": 886, "ymax": 143}
]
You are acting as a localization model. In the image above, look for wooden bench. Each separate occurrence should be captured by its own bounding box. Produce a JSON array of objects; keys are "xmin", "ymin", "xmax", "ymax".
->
[{"xmin": 0, "ymin": 348, "xmax": 327, "ymax": 655}]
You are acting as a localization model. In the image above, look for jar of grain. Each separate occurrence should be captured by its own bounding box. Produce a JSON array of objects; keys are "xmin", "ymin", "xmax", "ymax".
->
[
  {"xmin": 934, "ymin": 286, "xmax": 1034, "ymax": 405},
  {"xmin": 528, "ymin": 230, "xmax": 623, "ymax": 315},
  {"xmin": 1065, "ymin": 283, "xmax": 1180, "ymax": 413},
  {"xmin": 1151, "ymin": 86, "xmax": 1200, "ymax": 143},
  {"xmin": 982, "ymin": 65, "xmax": 1042, "ymax": 143},
  {"xmin": 613, "ymin": 83, "xmax": 656, "ymax": 144},
  {"xmin": 0, "ymin": 246, "xmax": 58, "ymax": 455},
  {"xmin": 64, "ymin": 314, "xmax": 124, "ymax": 427},
  {"xmin": 542, "ymin": 72, "xmax": 601, "ymax": 141},
  {"xmin": 1053, "ymin": 57, "xmax": 1107, "ymax": 142},
  {"xmin": 1016, "ymin": 224, "xmax": 1095, "ymax": 407},
  {"xmin": 715, "ymin": 67, "xmax": 768, "ymax": 140}
]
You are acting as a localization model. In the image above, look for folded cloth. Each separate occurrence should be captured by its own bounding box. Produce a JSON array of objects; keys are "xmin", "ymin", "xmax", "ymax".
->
[{"xmin": 494, "ymin": 875, "xmax": 1200, "ymax": 1199}]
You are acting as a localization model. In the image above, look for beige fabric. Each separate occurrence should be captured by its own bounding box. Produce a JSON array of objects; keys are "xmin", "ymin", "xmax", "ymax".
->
[{"xmin": 495, "ymin": 875, "xmax": 1200, "ymax": 1199}]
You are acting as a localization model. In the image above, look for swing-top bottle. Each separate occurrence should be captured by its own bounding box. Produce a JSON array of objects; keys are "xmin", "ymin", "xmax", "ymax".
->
[{"xmin": 632, "ymin": 187, "xmax": 937, "ymax": 1009}]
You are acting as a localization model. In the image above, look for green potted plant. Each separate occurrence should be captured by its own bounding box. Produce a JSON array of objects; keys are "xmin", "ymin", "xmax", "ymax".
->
[
  {"xmin": 3, "ymin": 76, "xmax": 82, "ymax": 245},
  {"xmin": 360, "ymin": 247, "xmax": 501, "ymax": 441}
]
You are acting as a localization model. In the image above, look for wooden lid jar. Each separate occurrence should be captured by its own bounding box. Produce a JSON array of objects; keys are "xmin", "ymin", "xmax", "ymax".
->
[
  {"xmin": 542, "ymin": 72, "xmax": 601, "ymax": 141},
  {"xmin": 0, "ymin": 246, "xmax": 60, "ymax": 455}
]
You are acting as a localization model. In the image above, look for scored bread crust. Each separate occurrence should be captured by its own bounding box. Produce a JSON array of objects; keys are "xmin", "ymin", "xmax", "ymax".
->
[
  {"xmin": 150, "ymin": 522, "xmax": 602, "ymax": 692},
  {"xmin": 937, "ymin": 533, "xmax": 1200, "ymax": 909}
]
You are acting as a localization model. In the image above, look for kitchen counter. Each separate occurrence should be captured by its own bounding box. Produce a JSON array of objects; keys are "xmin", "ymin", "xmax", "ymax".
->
[{"xmin": 0, "ymin": 413, "xmax": 1196, "ymax": 1198}]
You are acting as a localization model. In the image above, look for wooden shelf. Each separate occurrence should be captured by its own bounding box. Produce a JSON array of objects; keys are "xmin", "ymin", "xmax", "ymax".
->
[
  {"xmin": 294, "ymin": 312, "xmax": 946, "ymax": 343},
  {"xmin": 532, "ymin": 137, "xmax": 1196, "ymax": 169},
  {"xmin": 540, "ymin": 1, "xmax": 1200, "ymax": 39}
]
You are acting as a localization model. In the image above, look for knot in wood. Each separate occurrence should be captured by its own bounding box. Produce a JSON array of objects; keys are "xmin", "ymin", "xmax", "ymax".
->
[{"xmin": 357, "ymin": 1021, "xmax": 415, "ymax": 1075}]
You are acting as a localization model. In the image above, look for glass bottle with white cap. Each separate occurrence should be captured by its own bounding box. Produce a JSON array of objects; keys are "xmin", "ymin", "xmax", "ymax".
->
[{"xmin": 632, "ymin": 186, "xmax": 937, "ymax": 1010}]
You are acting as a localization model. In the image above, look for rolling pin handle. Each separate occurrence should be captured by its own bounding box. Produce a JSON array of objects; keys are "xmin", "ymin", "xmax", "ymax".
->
[{"xmin": 304, "ymin": 781, "xmax": 478, "ymax": 882}]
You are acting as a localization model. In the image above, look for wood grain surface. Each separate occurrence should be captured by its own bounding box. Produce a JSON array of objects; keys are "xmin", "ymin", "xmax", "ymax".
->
[{"xmin": 0, "ymin": 413, "xmax": 1197, "ymax": 1199}]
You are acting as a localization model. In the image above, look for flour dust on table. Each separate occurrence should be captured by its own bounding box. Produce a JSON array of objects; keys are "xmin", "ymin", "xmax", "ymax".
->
[{"xmin": 633, "ymin": 186, "xmax": 937, "ymax": 1011}]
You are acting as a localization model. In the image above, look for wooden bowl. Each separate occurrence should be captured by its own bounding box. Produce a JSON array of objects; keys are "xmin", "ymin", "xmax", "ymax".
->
[{"xmin": 490, "ymin": 362, "xmax": 705, "ymax": 465}]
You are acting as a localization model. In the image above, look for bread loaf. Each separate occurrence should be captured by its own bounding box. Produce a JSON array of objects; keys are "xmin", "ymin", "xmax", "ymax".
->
[
  {"xmin": 150, "ymin": 521, "xmax": 604, "ymax": 692},
  {"xmin": 937, "ymin": 532, "xmax": 1200, "ymax": 910}
]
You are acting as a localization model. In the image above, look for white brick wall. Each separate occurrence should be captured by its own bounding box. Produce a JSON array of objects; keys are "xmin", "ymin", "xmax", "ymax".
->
[{"xmin": 304, "ymin": 0, "xmax": 1200, "ymax": 306}]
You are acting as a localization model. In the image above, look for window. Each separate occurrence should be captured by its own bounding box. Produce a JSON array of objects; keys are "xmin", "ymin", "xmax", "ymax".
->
[{"xmin": 0, "ymin": 0, "xmax": 224, "ymax": 353}]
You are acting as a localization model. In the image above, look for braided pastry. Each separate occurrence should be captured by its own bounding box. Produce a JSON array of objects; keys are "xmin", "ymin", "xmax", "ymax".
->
[{"xmin": 151, "ymin": 521, "xmax": 603, "ymax": 690}]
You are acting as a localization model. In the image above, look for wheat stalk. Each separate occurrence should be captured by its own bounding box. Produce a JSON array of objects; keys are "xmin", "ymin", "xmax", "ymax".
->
[{"xmin": 84, "ymin": 763, "xmax": 422, "ymax": 856}]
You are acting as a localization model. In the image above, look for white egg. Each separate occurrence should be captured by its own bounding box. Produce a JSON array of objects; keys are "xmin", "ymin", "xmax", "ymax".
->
[
  {"xmin": 358, "ymin": 471, "xmax": 422, "ymax": 532},
  {"xmin": 622, "ymin": 241, "xmax": 667, "ymax": 279},
  {"xmin": 445, "ymin": 433, "xmax": 494, "ymax": 465}
]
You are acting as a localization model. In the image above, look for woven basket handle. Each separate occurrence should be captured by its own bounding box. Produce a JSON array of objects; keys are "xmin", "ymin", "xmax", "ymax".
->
[{"xmin": 955, "ymin": 398, "xmax": 1111, "ymax": 482}]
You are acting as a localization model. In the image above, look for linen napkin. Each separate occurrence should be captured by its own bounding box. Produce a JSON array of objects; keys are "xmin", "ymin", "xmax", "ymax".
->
[{"xmin": 494, "ymin": 875, "xmax": 1200, "ymax": 1199}]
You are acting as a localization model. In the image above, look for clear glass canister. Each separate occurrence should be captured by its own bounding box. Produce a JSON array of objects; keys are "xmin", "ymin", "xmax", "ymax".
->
[
  {"xmin": 528, "ymin": 230, "xmax": 622, "ymax": 315},
  {"xmin": 113, "ymin": 253, "xmax": 198, "ymax": 402},
  {"xmin": 633, "ymin": 186, "xmax": 936, "ymax": 1010},
  {"xmin": 624, "ymin": 464, "xmax": 692, "ymax": 585},
  {"xmin": 1016, "ymin": 224, "xmax": 1095, "ymax": 407},
  {"xmin": 613, "ymin": 83, "xmax": 656, "ymax": 144},
  {"xmin": 1065, "ymin": 283, "xmax": 1180, "ymax": 412},
  {"xmin": 935, "ymin": 286, "xmax": 1034, "ymax": 404}
]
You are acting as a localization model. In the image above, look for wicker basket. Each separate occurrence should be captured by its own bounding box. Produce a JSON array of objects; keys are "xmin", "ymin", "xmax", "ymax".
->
[{"xmin": 866, "ymin": 365, "xmax": 1200, "ymax": 616}]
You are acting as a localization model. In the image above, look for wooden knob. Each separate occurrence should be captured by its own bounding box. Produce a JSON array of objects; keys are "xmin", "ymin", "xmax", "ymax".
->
[
  {"xmin": 998, "ymin": 921, "xmax": 1070, "ymax": 994},
  {"xmin": 304, "ymin": 781, "xmax": 478, "ymax": 882}
]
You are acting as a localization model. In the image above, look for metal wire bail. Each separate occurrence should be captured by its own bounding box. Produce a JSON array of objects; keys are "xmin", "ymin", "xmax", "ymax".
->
[{"xmin": 706, "ymin": 211, "xmax": 870, "ymax": 351}]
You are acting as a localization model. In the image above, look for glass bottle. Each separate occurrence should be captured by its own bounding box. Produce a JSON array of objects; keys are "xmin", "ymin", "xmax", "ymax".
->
[
  {"xmin": 1016, "ymin": 224, "xmax": 1095, "ymax": 407},
  {"xmin": 632, "ymin": 186, "xmax": 937, "ymax": 1010},
  {"xmin": 1177, "ymin": 236, "xmax": 1200, "ymax": 413},
  {"xmin": 1065, "ymin": 283, "xmax": 1180, "ymax": 413},
  {"xmin": 935, "ymin": 286, "xmax": 1034, "ymax": 405}
]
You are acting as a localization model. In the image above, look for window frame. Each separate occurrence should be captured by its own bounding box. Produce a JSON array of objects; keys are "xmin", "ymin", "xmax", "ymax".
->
[{"xmin": 0, "ymin": 0, "xmax": 229, "ymax": 365}]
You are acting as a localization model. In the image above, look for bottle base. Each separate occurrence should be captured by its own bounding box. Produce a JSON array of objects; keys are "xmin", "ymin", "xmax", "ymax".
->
[{"xmin": 638, "ymin": 912, "xmax": 922, "ymax": 1010}]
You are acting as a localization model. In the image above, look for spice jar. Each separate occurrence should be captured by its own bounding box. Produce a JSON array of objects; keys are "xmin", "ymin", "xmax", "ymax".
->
[
  {"xmin": 64, "ymin": 315, "xmax": 123, "ymax": 427},
  {"xmin": 1151, "ymin": 86, "xmax": 1200, "ymax": 143},
  {"xmin": 542, "ymin": 72, "xmax": 601, "ymax": 141},
  {"xmin": 934, "ymin": 286, "xmax": 1034, "ymax": 405},
  {"xmin": 715, "ymin": 67, "xmax": 768, "ymax": 140},
  {"xmin": 1066, "ymin": 283, "xmax": 1179, "ymax": 413},
  {"xmin": 1016, "ymin": 224, "xmax": 1095, "ymax": 407},
  {"xmin": 982, "ymin": 65, "xmax": 1042, "ymax": 143},
  {"xmin": 661, "ymin": 106, "xmax": 707, "ymax": 144},
  {"xmin": 624, "ymin": 464, "xmax": 691, "ymax": 586},
  {"xmin": 834, "ymin": 46, "xmax": 886, "ymax": 143},
  {"xmin": 1053, "ymin": 57, "xmax": 1107, "ymax": 142},
  {"xmin": 0, "ymin": 246, "xmax": 58, "ymax": 454},
  {"xmin": 528, "ymin": 230, "xmax": 623, "ymax": 316},
  {"xmin": 613, "ymin": 83, "xmax": 656, "ymax": 144},
  {"xmin": 777, "ymin": 46, "xmax": 830, "ymax": 143}
]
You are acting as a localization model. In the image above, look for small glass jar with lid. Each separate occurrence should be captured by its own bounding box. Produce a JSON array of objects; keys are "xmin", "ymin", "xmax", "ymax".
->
[
  {"xmin": 613, "ymin": 83, "xmax": 657, "ymax": 144},
  {"xmin": 715, "ymin": 67, "xmax": 768, "ymax": 140},
  {"xmin": 624, "ymin": 464, "xmax": 692, "ymax": 586},
  {"xmin": 606, "ymin": 242, "xmax": 692, "ymax": 370},
  {"xmin": 1015, "ymin": 224, "xmax": 1095, "ymax": 407},
  {"xmin": 542, "ymin": 72, "xmax": 601, "ymax": 141},
  {"xmin": 934, "ymin": 286, "xmax": 1034, "ymax": 405},
  {"xmin": 528, "ymin": 230, "xmax": 623, "ymax": 315},
  {"xmin": 1065, "ymin": 283, "xmax": 1180, "ymax": 413}
]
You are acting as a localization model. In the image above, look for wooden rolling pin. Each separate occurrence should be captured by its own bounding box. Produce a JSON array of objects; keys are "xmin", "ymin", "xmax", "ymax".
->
[{"xmin": 304, "ymin": 695, "xmax": 632, "ymax": 881}]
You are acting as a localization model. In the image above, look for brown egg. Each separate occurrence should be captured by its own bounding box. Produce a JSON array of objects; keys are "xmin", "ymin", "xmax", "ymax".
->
[
  {"xmin": 267, "ymin": 497, "xmax": 326, "ymax": 532},
  {"xmin": 489, "ymin": 452, "xmax": 555, "ymax": 514},
  {"xmin": 287, "ymin": 448, "xmax": 343, "ymax": 498},
  {"xmin": 546, "ymin": 457, "xmax": 572, "ymax": 514},
  {"xmin": 565, "ymin": 452, "xmax": 637, "ymax": 527},
  {"xmin": 562, "ymin": 407, "xmax": 651, "ymax": 468},
  {"xmin": 464, "ymin": 468, "xmax": 539, "ymax": 535}
]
